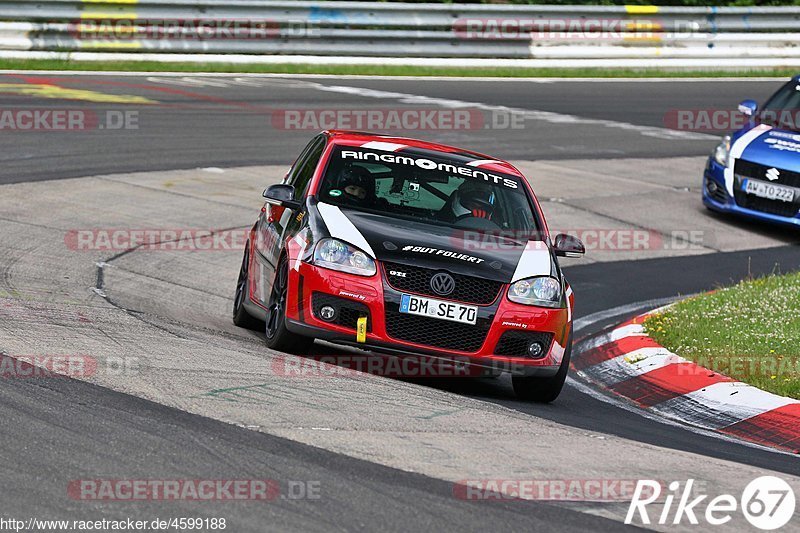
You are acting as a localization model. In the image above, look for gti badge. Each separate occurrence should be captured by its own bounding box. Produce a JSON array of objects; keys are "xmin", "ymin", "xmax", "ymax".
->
[
  {"xmin": 766, "ymin": 168, "xmax": 780, "ymax": 181},
  {"xmin": 430, "ymin": 272, "xmax": 456, "ymax": 296}
]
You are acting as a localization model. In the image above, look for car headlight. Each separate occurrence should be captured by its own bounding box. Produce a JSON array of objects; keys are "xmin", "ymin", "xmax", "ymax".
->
[
  {"xmin": 713, "ymin": 135, "xmax": 731, "ymax": 167},
  {"xmin": 313, "ymin": 238, "xmax": 376, "ymax": 276},
  {"xmin": 508, "ymin": 276, "xmax": 562, "ymax": 308}
]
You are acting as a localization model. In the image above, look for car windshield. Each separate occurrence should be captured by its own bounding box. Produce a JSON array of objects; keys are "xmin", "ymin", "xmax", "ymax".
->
[
  {"xmin": 761, "ymin": 80, "xmax": 800, "ymax": 132},
  {"xmin": 317, "ymin": 146, "xmax": 540, "ymax": 235}
]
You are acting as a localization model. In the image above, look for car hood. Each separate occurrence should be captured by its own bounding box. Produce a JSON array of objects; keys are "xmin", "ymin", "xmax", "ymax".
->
[
  {"xmin": 733, "ymin": 126, "xmax": 800, "ymax": 172},
  {"xmin": 314, "ymin": 202, "xmax": 555, "ymax": 284}
]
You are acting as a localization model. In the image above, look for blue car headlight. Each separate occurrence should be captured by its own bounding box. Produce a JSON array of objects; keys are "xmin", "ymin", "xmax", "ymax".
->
[
  {"xmin": 508, "ymin": 276, "xmax": 562, "ymax": 308},
  {"xmin": 313, "ymin": 238, "xmax": 376, "ymax": 276},
  {"xmin": 713, "ymin": 135, "xmax": 731, "ymax": 167}
]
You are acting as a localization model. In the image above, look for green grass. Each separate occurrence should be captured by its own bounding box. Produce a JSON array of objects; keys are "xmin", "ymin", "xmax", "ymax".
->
[
  {"xmin": 0, "ymin": 58, "xmax": 797, "ymax": 78},
  {"xmin": 645, "ymin": 272, "xmax": 800, "ymax": 399}
]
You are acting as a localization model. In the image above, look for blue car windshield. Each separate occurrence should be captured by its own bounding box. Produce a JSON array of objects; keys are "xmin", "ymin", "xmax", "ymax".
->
[{"xmin": 761, "ymin": 81, "xmax": 800, "ymax": 131}]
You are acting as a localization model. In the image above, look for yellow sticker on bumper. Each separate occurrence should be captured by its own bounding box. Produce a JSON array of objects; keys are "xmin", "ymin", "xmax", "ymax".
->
[{"xmin": 356, "ymin": 316, "xmax": 367, "ymax": 343}]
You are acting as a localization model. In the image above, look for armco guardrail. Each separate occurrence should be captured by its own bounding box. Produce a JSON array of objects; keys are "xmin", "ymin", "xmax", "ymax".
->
[{"xmin": 0, "ymin": 1, "xmax": 799, "ymax": 65}]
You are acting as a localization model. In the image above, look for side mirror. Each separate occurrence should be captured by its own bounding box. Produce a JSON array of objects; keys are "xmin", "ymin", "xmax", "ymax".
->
[
  {"xmin": 553, "ymin": 233, "xmax": 585, "ymax": 258},
  {"xmin": 738, "ymin": 99, "xmax": 758, "ymax": 117},
  {"xmin": 263, "ymin": 184, "xmax": 302, "ymax": 210}
]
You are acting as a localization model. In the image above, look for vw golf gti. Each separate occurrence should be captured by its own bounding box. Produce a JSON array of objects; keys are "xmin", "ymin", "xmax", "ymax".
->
[{"xmin": 233, "ymin": 131, "xmax": 585, "ymax": 402}]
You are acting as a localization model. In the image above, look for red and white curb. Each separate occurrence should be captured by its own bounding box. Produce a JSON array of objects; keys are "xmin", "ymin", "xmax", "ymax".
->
[{"xmin": 573, "ymin": 307, "xmax": 800, "ymax": 454}]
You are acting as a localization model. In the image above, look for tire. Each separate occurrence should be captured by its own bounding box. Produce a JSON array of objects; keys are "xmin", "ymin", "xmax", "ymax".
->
[
  {"xmin": 512, "ymin": 332, "xmax": 572, "ymax": 403},
  {"xmin": 264, "ymin": 256, "xmax": 315, "ymax": 354},
  {"xmin": 232, "ymin": 242, "xmax": 263, "ymax": 330}
]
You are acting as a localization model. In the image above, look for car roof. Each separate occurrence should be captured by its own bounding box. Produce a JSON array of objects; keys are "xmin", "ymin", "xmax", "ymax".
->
[{"xmin": 324, "ymin": 130, "xmax": 525, "ymax": 179}]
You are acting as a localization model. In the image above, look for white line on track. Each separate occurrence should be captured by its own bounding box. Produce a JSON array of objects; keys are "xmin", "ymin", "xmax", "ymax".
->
[
  {"xmin": 0, "ymin": 70, "xmax": 790, "ymax": 83},
  {"xmin": 135, "ymin": 73, "xmax": 726, "ymax": 142},
  {"xmin": 0, "ymin": 70, "xmax": 750, "ymax": 141},
  {"xmin": 294, "ymin": 80, "xmax": 716, "ymax": 141}
]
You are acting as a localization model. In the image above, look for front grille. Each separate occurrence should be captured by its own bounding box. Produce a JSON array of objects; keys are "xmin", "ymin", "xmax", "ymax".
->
[
  {"xmin": 494, "ymin": 331, "xmax": 554, "ymax": 358},
  {"xmin": 383, "ymin": 262, "xmax": 503, "ymax": 305},
  {"xmin": 312, "ymin": 292, "xmax": 371, "ymax": 331},
  {"xmin": 384, "ymin": 309, "xmax": 490, "ymax": 352},
  {"xmin": 705, "ymin": 177, "xmax": 728, "ymax": 203},
  {"xmin": 733, "ymin": 189, "xmax": 800, "ymax": 218},
  {"xmin": 735, "ymin": 159, "xmax": 800, "ymax": 188},
  {"xmin": 731, "ymin": 164, "xmax": 800, "ymax": 218}
]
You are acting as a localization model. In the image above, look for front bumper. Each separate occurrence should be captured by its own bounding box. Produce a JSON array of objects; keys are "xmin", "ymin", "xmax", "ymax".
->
[
  {"xmin": 283, "ymin": 260, "xmax": 571, "ymax": 377},
  {"xmin": 703, "ymin": 157, "xmax": 800, "ymax": 228}
]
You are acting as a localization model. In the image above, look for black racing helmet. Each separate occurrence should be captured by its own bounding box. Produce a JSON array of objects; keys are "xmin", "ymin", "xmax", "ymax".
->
[
  {"xmin": 450, "ymin": 180, "xmax": 496, "ymax": 219},
  {"xmin": 334, "ymin": 165, "xmax": 374, "ymax": 203}
]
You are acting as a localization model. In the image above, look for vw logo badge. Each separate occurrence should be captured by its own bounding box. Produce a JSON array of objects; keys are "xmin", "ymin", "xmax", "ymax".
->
[{"xmin": 430, "ymin": 272, "xmax": 456, "ymax": 296}]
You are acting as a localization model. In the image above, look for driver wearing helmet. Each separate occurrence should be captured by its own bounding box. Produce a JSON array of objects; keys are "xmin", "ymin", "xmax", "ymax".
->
[{"xmin": 445, "ymin": 180, "xmax": 496, "ymax": 222}]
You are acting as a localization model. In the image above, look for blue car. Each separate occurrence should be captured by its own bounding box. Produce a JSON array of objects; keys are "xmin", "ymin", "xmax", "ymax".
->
[{"xmin": 703, "ymin": 77, "xmax": 800, "ymax": 228}]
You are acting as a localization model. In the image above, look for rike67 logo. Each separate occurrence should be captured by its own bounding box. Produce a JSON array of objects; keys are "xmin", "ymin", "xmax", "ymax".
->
[{"xmin": 626, "ymin": 477, "xmax": 795, "ymax": 530}]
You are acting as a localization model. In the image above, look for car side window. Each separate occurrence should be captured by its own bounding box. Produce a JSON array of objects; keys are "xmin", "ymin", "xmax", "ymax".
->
[
  {"xmin": 290, "ymin": 137, "xmax": 326, "ymax": 200},
  {"xmin": 283, "ymin": 136, "xmax": 320, "ymax": 186}
]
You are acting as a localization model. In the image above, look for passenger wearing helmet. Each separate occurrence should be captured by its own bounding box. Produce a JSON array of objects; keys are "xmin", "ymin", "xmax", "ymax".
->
[
  {"xmin": 444, "ymin": 180, "xmax": 497, "ymax": 222},
  {"xmin": 327, "ymin": 165, "xmax": 374, "ymax": 206}
]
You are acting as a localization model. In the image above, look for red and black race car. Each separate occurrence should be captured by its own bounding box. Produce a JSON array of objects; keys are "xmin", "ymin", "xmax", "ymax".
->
[{"xmin": 233, "ymin": 131, "xmax": 585, "ymax": 402}]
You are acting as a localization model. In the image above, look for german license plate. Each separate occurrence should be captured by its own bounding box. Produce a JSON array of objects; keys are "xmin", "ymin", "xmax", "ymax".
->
[
  {"xmin": 743, "ymin": 179, "xmax": 795, "ymax": 203},
  {"xmin": 399, "ymin": 294, "xmax": 477, "ymax": 325}
]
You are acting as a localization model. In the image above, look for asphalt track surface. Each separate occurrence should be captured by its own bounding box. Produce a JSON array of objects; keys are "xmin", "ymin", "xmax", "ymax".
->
[
  {"xmin": 1, "ymin": 73, "xmax": 799, "ymax": 531},
  {"xmin": 1, "ymin": 360, "xmax": 635, "ymax": 532},
  {"xmin": 0, "ymin": 73, "xmax": 783, "ymax": 183}
]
